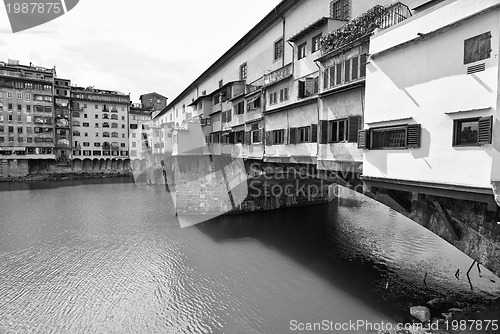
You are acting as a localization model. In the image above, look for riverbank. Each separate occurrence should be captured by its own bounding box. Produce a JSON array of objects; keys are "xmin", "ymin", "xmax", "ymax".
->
[{"xmin": 0, "ymin": 170, "xmax": 133, "ymax": 183}]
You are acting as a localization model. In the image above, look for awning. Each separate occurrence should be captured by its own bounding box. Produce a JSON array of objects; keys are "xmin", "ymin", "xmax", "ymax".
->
[{"xmin": 246, "ymin": 93, "xmax": 261, "ymax": 104}]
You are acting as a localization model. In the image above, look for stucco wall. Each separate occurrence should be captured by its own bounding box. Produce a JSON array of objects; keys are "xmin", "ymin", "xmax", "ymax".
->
[{"xmin": 363, "ymin": 7, "xmax": 499, "ymax": 189}]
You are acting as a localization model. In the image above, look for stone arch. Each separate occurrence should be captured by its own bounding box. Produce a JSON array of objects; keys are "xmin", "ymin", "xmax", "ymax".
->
[
  {"xmin": 83, "ymin": 158, "xmax": 92, "ymax": 172},
  {"xmin": 99, "ymin": 158, "xmax": 106, "ymax": 171},
  {"xmin": 106, "ymin": 159, "xmax": 112, "ymax": 170},
  {"xmin": 92, "ymin": 159, "xmax": 99, "ymax": 171},
  {"xmin": 124, "ymin": 159, "xmax": 131, "ymax": 171},
  {"xmin": 73, "ymin": 158, "xmax": 83, "ymax": 172},
  {"xmin": 117, "ymin": 159, "xmax": 124, "ymax": 170},
  {"xmin": 111, "ymin": 159, "xmax": 117, "ymax": 170}
]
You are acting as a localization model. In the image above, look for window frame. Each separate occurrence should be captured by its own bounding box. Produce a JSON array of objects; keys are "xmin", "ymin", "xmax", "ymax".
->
[
  {"xmin": 274, "ymin": 38, "xmax": 284, "ymax": 61},
  {"xmin": 312, "ymin": 33, "xmax": 322, "ymax": 53},
  {"xmin": 297, "ymin": 42, "xmax": 307, "ymax": 60}
]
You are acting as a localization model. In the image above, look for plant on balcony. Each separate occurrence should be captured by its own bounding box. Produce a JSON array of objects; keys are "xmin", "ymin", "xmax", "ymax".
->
[{"xmin": 320, "ymin": 4, "xmax": 401, "ymax": 54}]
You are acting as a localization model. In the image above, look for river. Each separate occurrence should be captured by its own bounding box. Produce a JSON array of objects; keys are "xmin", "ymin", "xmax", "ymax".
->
[{"xmin": 0, "ymin": 178, "xmax": 498, "ymax": 333}]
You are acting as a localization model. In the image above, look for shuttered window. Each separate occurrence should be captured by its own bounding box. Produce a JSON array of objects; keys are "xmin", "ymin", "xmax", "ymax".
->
[
  {"xmin": 289, "ymin": 127, "xmax": 297, "ymax": 144},
  {"xmin": 453, "ymin": 116, "xmax": 492, "ymax": 146},
  {"xmin": 464, "ymin": 32, "xmax": 491, "ymax": 65},
  {"xmin": 348, "ymin": 115, "xmax": 361, "ymax": 143},
  {"xmin": 329, "ymin": 66, "xmax": 335, "ymax": 87},
  {"xmin": 367, "ymin": 124, "xmax": 422, "ymax": 150},
  {"xmin": 323, "ymin": 69, "xmax": 329, "ymax": 89},
  {"xmin": 360, "ymin": 54, "xmax": 367, "ymax": 78},
  {"xmin": 311, "ymin": 124, "xmax": 318, "ymax": 143},
  {"xmin": 351, "ymin": 56, "xmax": 359, "ymax": 81},
  {"xmin": 344, "ymin": 59, "xmax": 351, "ymax": 83},
  {"xmin": 320, "ymin": 120, "xmax": 328, "ymax": 144}
]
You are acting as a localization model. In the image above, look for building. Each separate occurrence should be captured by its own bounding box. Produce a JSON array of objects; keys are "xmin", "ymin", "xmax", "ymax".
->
[
  {"xmin": 152, "ymin": 0, "xmax": 411, "ymax": 171},
  {"xmin": 360, "ymin": 0, "xmax": 500, "ymax": 273},
  {"xmin": 362, "ymin": 0, "xmax": 499, "ymax": 209},
  {"xmin": 54, "ymin": 78, "xmax": 72, "ymax": 165},
  {"xmin": 316, "ymin": 3, "xmax": 411, "ymax": 178},
  {"xmin": 0, "ymin": 59, "xmax": 56, "ymax": 176},
  {"xmin": 129, "ymin": 102, "xmax": 153, "ymax": 160},
  {"xmin": 140, "ymin": 92, "xmax": 167, "ymax": 112},
  {"xmin": 70, "ymin": 86, "xmax": 130, "ymax": 166}
]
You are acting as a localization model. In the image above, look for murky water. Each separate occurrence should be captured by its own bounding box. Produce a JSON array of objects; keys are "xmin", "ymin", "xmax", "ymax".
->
[{"xmin": 0, "ymin": 178, "xmax": 498, "ymax": 333}]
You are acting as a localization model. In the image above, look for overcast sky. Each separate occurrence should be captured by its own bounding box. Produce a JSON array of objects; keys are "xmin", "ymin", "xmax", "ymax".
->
[{"xmin": 0, "ymin": 0, "xmax": 282, "ymax": 103}]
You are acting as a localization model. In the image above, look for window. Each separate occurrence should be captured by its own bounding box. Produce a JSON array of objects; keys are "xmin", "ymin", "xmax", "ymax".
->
[
  {"xmin": 298, "ymin": 42, "xmax": 307, "ymax": 60},
  {"xmin": 95, "ymin": 105, "xmax": 98, "ymax": 109},
  {"xmin": 94, "ymin": 142, "xmax": 101, "ymax": 147},
  {"xmin": 219, "ymin": 80, "xmax": 223, "ymax": 88},
  {"xmin": 7, "ymin": 92, "xmax": 13, "ymax": 98},
  {"xmin": 8, "ymin": 103, "xmax": 13, "ymax": 110},
  {"xmin": 17, "ymin": 104, "xmax": 22, "ymax": 111},
  {"xmin": 330, "ymin": 0, "xmax": 350, "ymax": 20},
  {"xmin": 453, "ymin": 116, "xmax": 492, "ymax": 146},
  {"xmin": 240, "ymin": 63, "xmax": 247, "ymax": 80},
  {"xmin": 312, "ymin": 34, "xmax": 322, "ymax": 53},
  {"xmin": 16, "ymin": 92, "xmax": 22, "ymax": 99},
  {"xmin": 274, "ymin": 38, "xmax": 284, "ymax": 61},
  {"xmin": 111, "ymin": 132, "xmax": 118, "ymax": 138},
  {"xmin": 27, "ymin": 105, "xmax": 31, "ymax": 112},
  {"xmin": 251, "ymin": 127, "xmax": 261, "ymax": 143},
  {"xmin": 271, "ymin": 129, "xmax": 285, "ymax": 145},
  {"xmin": 25, "ymin": 93, "xmax": 31, "ymax": 100},
  {"xmin": 17, "ymin": 115, "xmax": 22, "ymax": 122},
  {"xmin": 298, "ymin": 126, "xmax": 310, "ymax": 143},
  {"xmin": 329, "ymin": 119, "xmax": 348, "ymax": 143},
  {"xmin": 464, "ymin": 32, "xmax": 491, "ymax": 65},
  {"xmin": 298, "ymin": 77, "xmax": 319, "ymax": 98},
  {"xmin": 73, "ymin": 130, "xmax": 81, "ymax": 137},
  {"xmin": 234, "ymin": 101, "xmax": 245, "ymax": 115},
  {"xmin": 83, "ymin": 142, "xmax": 90, "ymax": 147},
  {"xmin": 360, "ymin": 124, "xmax": 421, "ymax": 150}
]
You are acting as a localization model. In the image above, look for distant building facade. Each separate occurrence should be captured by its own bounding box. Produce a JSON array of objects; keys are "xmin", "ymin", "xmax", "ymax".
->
[{"xmin": 70, "ymin": 87, "xmax": 130, "ymax": 161}]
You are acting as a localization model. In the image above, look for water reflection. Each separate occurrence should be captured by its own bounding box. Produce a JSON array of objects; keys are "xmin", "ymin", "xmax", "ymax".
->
[{"xmin": 0, "ymin": 181, "xmax": 497, "ymax": 334}]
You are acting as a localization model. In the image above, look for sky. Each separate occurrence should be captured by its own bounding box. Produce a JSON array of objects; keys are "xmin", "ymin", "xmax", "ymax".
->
[{"xmin": 0, "ymin": 0, "xmax": 282, "ymax": 103}]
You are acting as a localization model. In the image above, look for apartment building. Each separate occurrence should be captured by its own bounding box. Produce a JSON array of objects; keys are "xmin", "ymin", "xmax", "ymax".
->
[
  {"xmin": 129, "ymin": 102, "xmax": 153, "ymax": 159},
  {"xmin": 54, "ymin": 78, "xmax": 71, "ymax": 165},
  {"xmin": 70, "ymin": 87, "xmax": 130, "ymax": 162},
  {"xmin": 0, "ymin": 59, "xmax": 55, "ymax": 160}
]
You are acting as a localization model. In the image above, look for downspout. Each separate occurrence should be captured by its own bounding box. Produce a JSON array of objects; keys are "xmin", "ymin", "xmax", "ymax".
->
[{"xmin": 313, "ymin": 59, "xmax": 322, "ymax": 169}]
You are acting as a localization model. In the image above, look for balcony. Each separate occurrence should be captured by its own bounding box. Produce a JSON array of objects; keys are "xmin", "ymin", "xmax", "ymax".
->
[
  {"xmin": 321, "ymin": 3, "xmax": 411, "ymax": 55},
  {"xmin": 263, "ymin": 63, "xmax": 293, "ymax": 86}
]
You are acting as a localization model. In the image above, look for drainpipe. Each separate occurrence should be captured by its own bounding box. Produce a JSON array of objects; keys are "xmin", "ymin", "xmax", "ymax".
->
[{"xmin": 313, "ymin": 59, "xmax": 322, "ymax": 166}]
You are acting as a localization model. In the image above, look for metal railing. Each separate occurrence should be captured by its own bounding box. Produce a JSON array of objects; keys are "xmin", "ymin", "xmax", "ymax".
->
[{"xmin": 321, "ymin": 3, "xmax": 411, "ymax": 55}]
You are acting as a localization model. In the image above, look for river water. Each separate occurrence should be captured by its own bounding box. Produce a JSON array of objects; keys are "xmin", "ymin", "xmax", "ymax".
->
[{"xmin": 0, "ymin": 178, "xmax": 498, "ymax": 333}]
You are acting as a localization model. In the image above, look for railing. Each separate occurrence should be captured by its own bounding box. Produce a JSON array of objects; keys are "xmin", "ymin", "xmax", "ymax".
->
[
  {"xmin": 263, "ymin": 63, "xmax": 293, "ymax": 86},
  {"xmin": 321, "ymin": 3, "xmax": 411, "ymax": 55}
]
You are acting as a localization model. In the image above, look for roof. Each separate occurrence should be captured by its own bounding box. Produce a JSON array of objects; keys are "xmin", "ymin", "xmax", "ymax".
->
[
  {"xmin": 288, "ymin": 17, "xmax": 330, "ymax": 42},
  {"xmin": 140, "ymin": 92, "xmax": 167, "ymax": 100},
  {"xmin": 155, "ymin": 0, "xmax": 302, "ymax": 120}
]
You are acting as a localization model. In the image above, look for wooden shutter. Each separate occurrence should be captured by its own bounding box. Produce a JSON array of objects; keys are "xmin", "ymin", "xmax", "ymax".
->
[
  {"xmin": 289, "ymin": 127, "xmax": 297, "ymax": 144},
  {"xmin": 221, "ymin": 112, "xmax": 226, "ymax": 123},
  {"xmin": 319, "ymin": 120, "xmax": 328, "ymax": 144},
  {"xmin": 323, "ymin": 69, "xmax": 329, "ymax": 89},
  {"xmin": 305, "ymin": 78, "xmax": 314, "ymax": 97},
  {"xmin": 360, "ymin": 54, "xmax": 367, "ymax": 78},
  {"xmin": 344, "ymin": 59, "xmax": 351, "ymax": 83},
  {"xmin": 465, "ymin": 32, "xmax": 492, "ymax": 64},
  {"xmin": 358, "ymin": 129, "xmax": 370, "ymax": 149},
  {"xmin": 259, "ymin": 129, "xmax": 264, "ymax": 143},
  {"xmin": 313, "ymin": 77, "xmax": 319, "ymax": 94},
  {"xmin": 229, "ymin": 132, "xmax": 235, "ymax": 144},
  {"xmin": 329, "ymin": 66, "xmax": 335, "ymax": 87},
  {"xmin": 348, "ymin": 115, "xmax": 361, "ymax": 143},
  {"xmin": 478, "ymin": 116, "xmax": 493, "ymax": 145},
  {"xmin": 336, "ymin": 63, "xmax": 342, "ymax": 84},
  {"xmin": 352, "ymin": 56, "xmax": 359, "ymax": 80},
  {"xmin": 265, "ymin": 131, "xmax": 272, "ymax": 146},
  {"xmin": 283, "ymin": 128, "xmax": 288, "ymax": 145},
  {"xmin": 311, "ymin": 124, "xmax": 318, "ymax": 143},
  {"xmin": 298, "ymin": 81, "xmax": 305, "ymax": 98},
  {"xmin": 406, "ymin": 124, "xmax": 421, "ymax": 148},
  {"xmin": 244, "ymin": 131, "xmax": 251, "ymax": 145}
]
